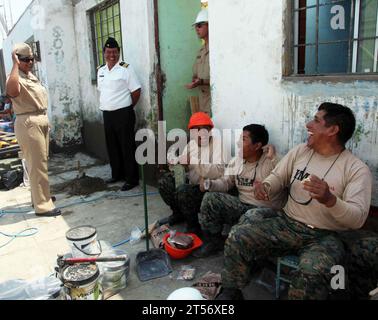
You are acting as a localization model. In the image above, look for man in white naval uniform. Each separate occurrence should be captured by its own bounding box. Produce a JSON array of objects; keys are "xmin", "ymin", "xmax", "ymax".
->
[{"xmin": 97, "ymin": 37, "xmax": 141, "ymax": 191}]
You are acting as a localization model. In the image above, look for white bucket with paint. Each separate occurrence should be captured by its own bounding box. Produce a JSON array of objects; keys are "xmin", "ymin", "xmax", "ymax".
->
[
  {"xmin": 99, "ymin": 249, "xmax": 130, "ymax": 299},
  {"xmin": 62, "ymin": 263, "xmax": 103, "ymax": 300},
  {"xmin": 66, "ymin": 225, "xmax": 101, "ymax": 258}
]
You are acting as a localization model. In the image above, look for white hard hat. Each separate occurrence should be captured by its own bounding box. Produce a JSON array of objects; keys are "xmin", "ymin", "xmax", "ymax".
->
[
  {"xmin": 193, "ymin": 9, "xmax": 208, "ymax": 25},
  {"xmin": 167, "ymin": 287, "xmax": 206, "ymax": 300}
]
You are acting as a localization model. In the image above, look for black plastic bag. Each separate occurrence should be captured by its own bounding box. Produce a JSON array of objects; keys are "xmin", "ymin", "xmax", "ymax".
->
[{"xmin": 1, "ymin": 169, "xmax": 23, "ymax": 190}]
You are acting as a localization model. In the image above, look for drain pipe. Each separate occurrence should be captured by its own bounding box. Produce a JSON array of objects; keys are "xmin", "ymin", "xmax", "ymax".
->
[
  {"xmin": 153, "ymin": 0, "xmax": 163, "ymax": 122},
  {"xmin": 153, "ymin": 0, "xmax": 167, "ymax": 170}
]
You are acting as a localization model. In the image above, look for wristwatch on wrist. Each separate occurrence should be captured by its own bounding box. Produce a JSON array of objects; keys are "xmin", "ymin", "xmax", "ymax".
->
[{"xmin": 199, "ymin": 78, "xmax": 204, "ymax": 85}]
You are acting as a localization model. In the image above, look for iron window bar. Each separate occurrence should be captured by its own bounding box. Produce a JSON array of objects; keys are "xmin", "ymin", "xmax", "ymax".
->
[{"xmin": 293, "ymin": 0, "xmax": 378, "ymax": 75}]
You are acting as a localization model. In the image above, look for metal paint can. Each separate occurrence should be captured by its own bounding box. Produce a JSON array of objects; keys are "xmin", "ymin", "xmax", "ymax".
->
[
  {"xmin": 66, "ymin": 225, "xmax": 101, "ymax": 258},
  {"xmin": 100, "ymin": 249, "xmax": 130, "ymax": 299},
  {"xmin": 62, "ymin": 263, "xmax": 102, "ymax": 300}
]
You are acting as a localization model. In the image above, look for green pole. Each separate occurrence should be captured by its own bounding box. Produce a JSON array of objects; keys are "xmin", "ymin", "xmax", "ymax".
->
[{"xmin": 141, "ymin": 164, "xmax": 149, "ymax": 251}]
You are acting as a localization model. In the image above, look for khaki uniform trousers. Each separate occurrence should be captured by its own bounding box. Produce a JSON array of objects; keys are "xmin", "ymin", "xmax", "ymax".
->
[
  {"xmin": 193, "ymin": 45, "xmax": 211, "ymax": 115},
  {"xmin": 15, "ymin": 113, "xmax": 54, "ymax": 213},
  {"xmin": 198, "ymin": 86, "xmax": 211, "ymax": 115}
]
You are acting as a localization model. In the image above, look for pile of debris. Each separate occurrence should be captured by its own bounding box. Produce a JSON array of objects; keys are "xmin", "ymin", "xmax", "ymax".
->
[{"xmin": 0, "ymin": 131, "xmax": 20, "ymax": 160}]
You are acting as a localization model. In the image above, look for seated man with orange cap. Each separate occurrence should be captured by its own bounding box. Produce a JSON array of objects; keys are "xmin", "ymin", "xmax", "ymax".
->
[{"xmin": 158, "ymin": 112, "xmax": 227, "ymax": 234}]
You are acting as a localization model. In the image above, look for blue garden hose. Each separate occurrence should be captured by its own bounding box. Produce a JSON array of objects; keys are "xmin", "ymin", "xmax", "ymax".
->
[{"xmin": 0, "ymin": 190, "xmax": 160, "ymax": 249}]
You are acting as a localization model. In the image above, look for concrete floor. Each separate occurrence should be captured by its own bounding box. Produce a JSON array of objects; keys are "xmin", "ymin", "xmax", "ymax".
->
[{"xmin": 0, "ymin": 152, "xmax": 276, "ymax": 300}]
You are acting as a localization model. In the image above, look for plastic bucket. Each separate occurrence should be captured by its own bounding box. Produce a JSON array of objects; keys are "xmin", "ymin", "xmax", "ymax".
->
[
  {"xmin": 66, "ymin": 225, "xmax": 101, "ymax": 258},
  {"xmin": 99, "ymin": 249, "xmax": 130, "ymax": 299},
  {"xmin": 62, "ymin": 263, "xmax": 102, "ymax": 300}
]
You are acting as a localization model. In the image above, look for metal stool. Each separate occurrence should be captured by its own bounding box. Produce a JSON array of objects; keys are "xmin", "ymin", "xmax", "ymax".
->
[{"xmin": 275, "ymin": 255, "xmax": 299, "ymax": 299}]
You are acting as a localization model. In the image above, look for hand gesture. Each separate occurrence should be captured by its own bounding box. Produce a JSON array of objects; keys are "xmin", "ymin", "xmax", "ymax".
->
[
  {"xmin": 254, "ymin": 181, "xmax": 269, "ymax": 201},
  {"xmin": 262, "ymin": 144, "xmax": 276, "ymax": 160},
  {"xmin": 185, "ymin": 78, "xmax": 201, "ymax": 90},
  {"xmin": 11, "ymin": 50, "xmax": 20, "ymax": 67},
  {"xmin": 302, "ymin": 175, "xmax": 336, "ymax": 207}
]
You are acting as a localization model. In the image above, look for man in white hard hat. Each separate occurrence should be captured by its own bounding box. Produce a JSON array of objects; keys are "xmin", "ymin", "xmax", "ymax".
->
[{"xmin": 185, "ymin": 9, "xmax": 211, "ymax": 115}]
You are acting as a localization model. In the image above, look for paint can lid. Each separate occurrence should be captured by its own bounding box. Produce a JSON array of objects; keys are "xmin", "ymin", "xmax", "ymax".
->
[
  {"xmin": 66, "ymin": 225, "xmax": 97, "ymax": 241},
  {"xmin": 62, "ymin": 263, "xmax": 100, "ymax": 286}
]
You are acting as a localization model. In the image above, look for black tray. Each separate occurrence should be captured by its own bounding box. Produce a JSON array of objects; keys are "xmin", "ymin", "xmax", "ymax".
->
[{"xmin": 136, "ymin": 249, "xmax": 172, "ymax": 282}]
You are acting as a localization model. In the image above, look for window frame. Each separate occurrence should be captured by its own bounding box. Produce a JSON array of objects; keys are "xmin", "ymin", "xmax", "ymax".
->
[{"xmin": 283, "ymin": 0, "xmax": 378, "ymax": 80}]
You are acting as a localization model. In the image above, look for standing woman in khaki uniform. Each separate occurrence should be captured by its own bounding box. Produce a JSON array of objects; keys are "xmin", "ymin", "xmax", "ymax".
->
[
  {"xmin": 185, "ymin": 9, "xmax": 211, "ymax": 115},
  {"xmin": 6, "ymin": 43, "xmax": 60, "ymax": 217}
]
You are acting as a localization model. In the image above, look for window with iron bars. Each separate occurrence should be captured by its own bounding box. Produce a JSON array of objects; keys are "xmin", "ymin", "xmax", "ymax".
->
[
  {"xmin": 293, "ymin": 0, "xmax": 378, "ymax": 75},
  {"xmin": 90, "ymin": 1, "xmax": 123, "ymax": 69}
]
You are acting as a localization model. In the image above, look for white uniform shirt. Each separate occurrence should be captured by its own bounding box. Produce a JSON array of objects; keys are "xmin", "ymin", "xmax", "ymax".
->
[{"xmin": 97, "ymin": 62, "xmax": 141, "ymax": 111}]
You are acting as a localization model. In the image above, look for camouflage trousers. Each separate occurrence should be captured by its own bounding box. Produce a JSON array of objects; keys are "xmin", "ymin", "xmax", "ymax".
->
[
  {"xmin": 222, "ymin": 208, "xmax": 345, "ymax": 300},
  {"xmin": 199, "ymin": 192, "xmax": 258, "ymax": 235},
  {"xmin": 338, "ymin": 230, "xmax": 378, "ymax": 299},
  {"xmin": 158, "ymin": 171, "xmax": 204, "ymax": 226}
]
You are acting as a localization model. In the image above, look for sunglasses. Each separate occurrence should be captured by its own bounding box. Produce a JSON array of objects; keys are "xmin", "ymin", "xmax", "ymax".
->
[{"xmin": 19, "ymin": 57, "xmax": 34, "ymax": 63}]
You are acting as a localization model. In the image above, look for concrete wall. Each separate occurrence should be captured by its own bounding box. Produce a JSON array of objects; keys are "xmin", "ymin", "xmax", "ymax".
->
[
  {"xmin": 209, "ymin": 0, "xmax": 378, "ymax": 205},
  {"xmin": 3, "ymin": 0, "xmax": 83, "ymax": 149},
  {"xmin": 73, "ymin": 0, "xmax": 156, "ymax": 160}
]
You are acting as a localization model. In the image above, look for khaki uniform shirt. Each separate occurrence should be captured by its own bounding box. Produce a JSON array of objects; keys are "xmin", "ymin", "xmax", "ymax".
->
[
  {"xmin": 264, "ymin": 144, "xmax": 372, "ymax": 231},
  {"xmin": 193, "ymin": 44, "xmax": 211, "ymax": 114},
  {"xmin": 10, "ymin": 71, "xmax": 48, "ymax": 115},
  {"xmin": 209, "ymin": 153, "xmax": 286, "ymax": 209}
]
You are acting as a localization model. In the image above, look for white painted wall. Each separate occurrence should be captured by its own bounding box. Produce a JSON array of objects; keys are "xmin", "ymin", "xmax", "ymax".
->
[
  {"xmin": 3, "ymin": 0, "xmax": 83, "ymax": 148},
  {"xmin": 73, "ymin": 0, "xmax": 156, "ymax": 126},
  {"xmin": 209, "ymin": 0, "xmax": 378, "ymax": 205},
  {"xmin": 72, "ymin": 0, "xmax": 156, "ymax": 159},
  {"xmin": 39, "ymin": 0, "xmax": 82, "ymax": 147}
]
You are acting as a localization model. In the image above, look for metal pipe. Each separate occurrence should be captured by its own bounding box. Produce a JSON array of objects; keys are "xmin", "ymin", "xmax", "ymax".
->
[{"xmin": 153, "ymin": 0, "xmax": 163, "ymax": 122}]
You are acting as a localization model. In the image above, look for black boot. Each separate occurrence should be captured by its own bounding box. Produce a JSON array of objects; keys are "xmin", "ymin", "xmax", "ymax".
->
[
  {"xmin": 192, "ymin": 232, "xmax": 224, "ymax": 258},
  {"xmin": 216, "ymin": 288, "xmax": 244, "ymax": 300}
]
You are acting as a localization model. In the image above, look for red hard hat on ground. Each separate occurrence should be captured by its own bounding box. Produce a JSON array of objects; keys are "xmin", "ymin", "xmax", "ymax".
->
[{"xmin": 188, "ymin": 112, "xmax": 214, "ymax": 129}]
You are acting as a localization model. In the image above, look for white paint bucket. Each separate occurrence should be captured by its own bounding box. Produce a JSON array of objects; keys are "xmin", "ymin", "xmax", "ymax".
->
[
  {"xmin": 66, "ymin": 225, "xmax": 101, "ymax": 258},
  {"xmin": 62, "ymin": 263, "xmax": 103, "ymax": 300},
  {"xmin": 100, "ymin": 249, "xmax": 130, "ymax": 299}
]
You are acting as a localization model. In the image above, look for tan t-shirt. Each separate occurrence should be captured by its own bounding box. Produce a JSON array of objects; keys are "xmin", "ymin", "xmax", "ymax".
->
[
  {"xmin": 264, "ymin": 144, "xmax": 372, "ymax": 231},
  {"xmin": 193, "ymin": 44, "xmax": 210, "ymax": 114},
  {"xmin": 209, "ymin": 152, "xmax": 286, "ymax": 209},
  {"xmin": 9, "ymin": 71, "xmax": 48, "ymax": 115},
  {"xmin": 179, "ymin": 138, "xmax": 227, "ymax": 185}
]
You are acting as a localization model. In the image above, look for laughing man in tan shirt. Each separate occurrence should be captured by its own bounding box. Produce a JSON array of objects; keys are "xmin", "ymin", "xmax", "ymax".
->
[{"xmin": 217, "ymin": 103, "xmax": 373, "ymax": 300}]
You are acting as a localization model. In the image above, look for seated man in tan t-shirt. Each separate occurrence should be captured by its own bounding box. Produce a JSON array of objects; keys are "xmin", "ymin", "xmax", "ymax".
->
[
  {"xmin": 193, "ymin": 124, "xmax": 286, "ymax": 258},
  {"xmin": 217, "ymin": 103, "xmax": 373, "ymax": 300}
]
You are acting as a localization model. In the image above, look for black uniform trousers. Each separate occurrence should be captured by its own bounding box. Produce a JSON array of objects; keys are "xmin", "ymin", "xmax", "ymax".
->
[{"xmin": 103, "ymin": 107, "xmax": 139, "ymax": 185}]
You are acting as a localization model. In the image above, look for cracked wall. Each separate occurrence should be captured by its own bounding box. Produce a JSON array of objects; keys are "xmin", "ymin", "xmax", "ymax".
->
[{"xmin": 211, "ymin": 0, "xmax": 378, "ymax": 205}]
